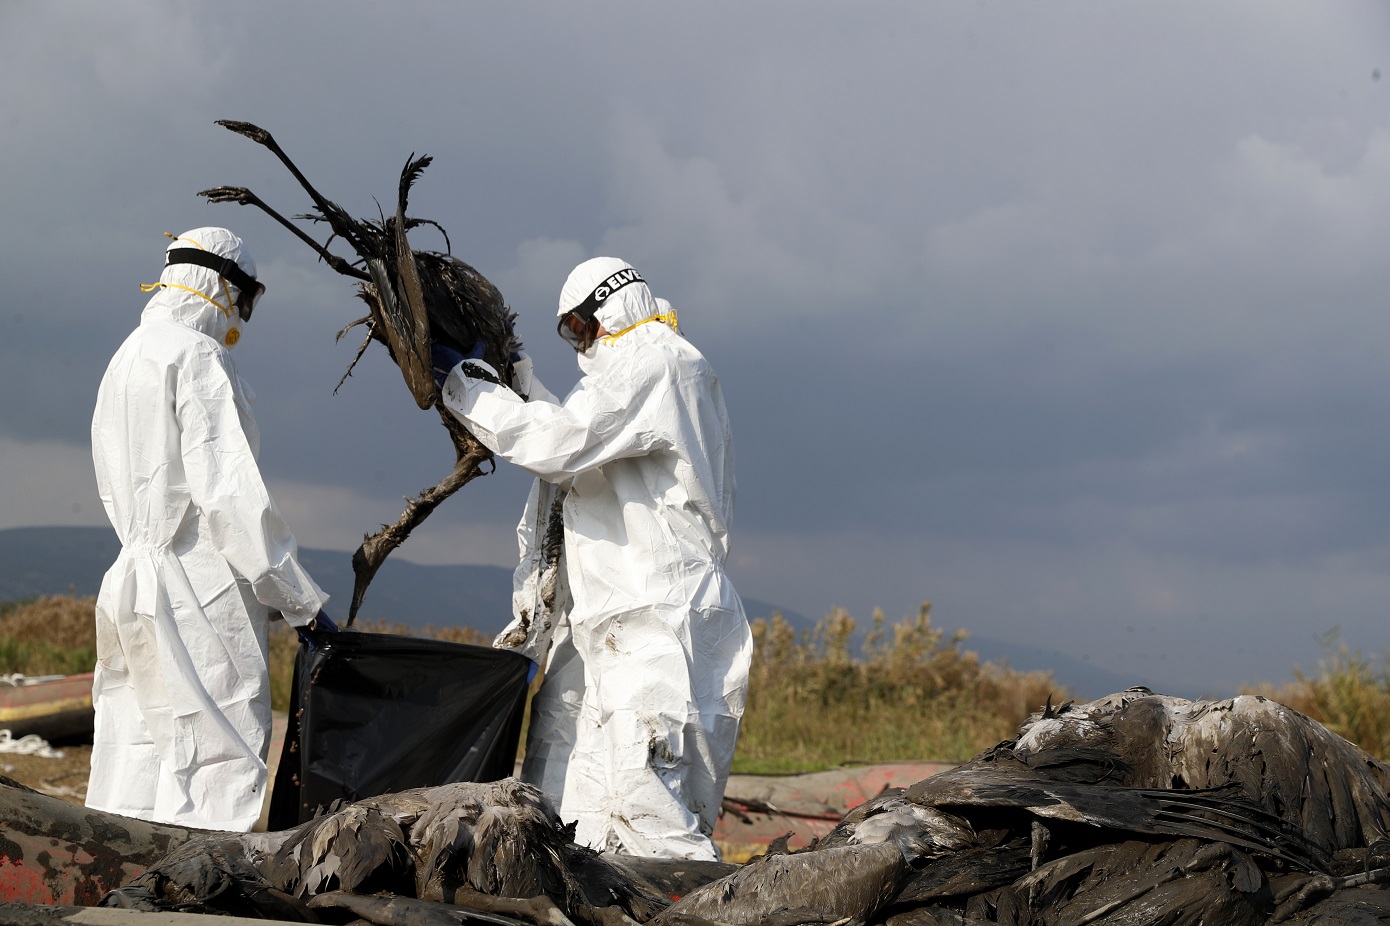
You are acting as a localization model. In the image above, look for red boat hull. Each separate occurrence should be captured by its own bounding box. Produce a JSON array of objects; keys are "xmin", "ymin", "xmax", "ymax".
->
[
  {"xmin": 0, "ymin": 673, "xmax": 94, "ymax": 742},
  {"xmin": 0, "ymin": 778, "xmax": 197, "ymax": 905},
  {"xmin": 714, "ymin": 761, "xmax": 956, "ymax": 862}
]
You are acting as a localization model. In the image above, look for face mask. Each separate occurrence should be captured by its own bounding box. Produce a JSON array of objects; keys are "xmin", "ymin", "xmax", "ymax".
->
[{"xmin": 577, "ymin": 342, "xmax": 600, "ymax": 375}]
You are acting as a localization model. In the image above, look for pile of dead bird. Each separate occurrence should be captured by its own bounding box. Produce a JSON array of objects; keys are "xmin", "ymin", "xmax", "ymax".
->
[{"xmin": 98, "ymin": 689, "xmax": 1390, "ymax": 926}]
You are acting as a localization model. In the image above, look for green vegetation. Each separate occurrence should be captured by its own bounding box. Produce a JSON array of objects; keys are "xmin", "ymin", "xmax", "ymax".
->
[
  {"xmin": 1244, "ymin": 630, "xmax": 1390, "ymax": 760},
  {"xmin": 734, "ymin": 604, "xmax": 1061, "ymax": 772},
  {"xmin": 0, "ymin": 595, "xmax": 99, "ymax": 677},
  {"xmin": 6, "ymin": 594, "xmax": 1390, "ymax": 771}
]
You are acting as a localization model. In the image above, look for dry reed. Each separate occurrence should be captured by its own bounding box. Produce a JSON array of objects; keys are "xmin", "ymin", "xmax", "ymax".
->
[
  {"xmin": 1243, "ymin": 632, "xmax": 1390, "ymax": 759},
  {"xmin": 0, "ymin": 595, "xmax": 98, "ymax": 676},
  {"xmin": 736, "ymin": 603, "xmax": 1063, "ymax": 771},
  {"xmin": 9, "ymin": 594, "xmax": 1390, "ymax": 772}
]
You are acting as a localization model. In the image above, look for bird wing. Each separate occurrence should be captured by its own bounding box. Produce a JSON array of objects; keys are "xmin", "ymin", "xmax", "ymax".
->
[
  {"xmin": 1013, "ymin": 691, "xmax": 1390, "ymax": 855},
  {"xmin": 655, "ymin": 842, "xmax": 909, "ymax": 926},
  {"xmin": 390, "ymin": 155, "xmax": 438, "ymax": 409},
  {"xmin": 268, "ymin": 802, "xmax": 411, "ymax": 898},
  {"xmin": 907, "ymin": 769, "xmax": 1328, "ymax": 874}
]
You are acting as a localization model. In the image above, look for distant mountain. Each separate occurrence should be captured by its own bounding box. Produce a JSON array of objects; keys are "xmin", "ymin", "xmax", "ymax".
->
[
  {"xmin": 0, "ymin": 526, "xmax": 1136, "ymax": 698},
  {"xmin": 0, "ymin": 526, "xmax": 122, "ymax": 604},
  {"xmin": 0, "ymin": 526, "xmax": 800, "ymax": 636},
  {"xmin": 954, "ymin": 634, "xmax": 1149, "ymax": 702}
]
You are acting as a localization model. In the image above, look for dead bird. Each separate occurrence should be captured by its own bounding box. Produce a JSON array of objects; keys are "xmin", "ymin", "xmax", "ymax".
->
[
  {"xmin": 200, "ymin": 120, "xmax": 522, "ymax": 624},
  {"xmin": 994, "ymin": 837, "xmax": 1274, "ymax": 926},
  {"xmin": 103, "ymin": 778, "xmax": 669, "ymax": 926},
  {"xmin": 652, "ymin": 799, "xmax": 978, "ymax": 926},
  {"xmin": 659, "ymin": 689, "xmax": 1390, "ymax": 926},
  {"xmin": 1006, "ymin": 688, "xmax": 1390, "ymax": 856}
]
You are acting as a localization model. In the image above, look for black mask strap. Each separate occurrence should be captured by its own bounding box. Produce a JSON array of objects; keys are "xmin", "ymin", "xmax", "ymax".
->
[
  {"xmin": 165, "ymin": 248, "xmax": 259, "ymax": 296},
  {"xmin": 565, "ymin": 268, "xmax": 645, "ymax": 325}
]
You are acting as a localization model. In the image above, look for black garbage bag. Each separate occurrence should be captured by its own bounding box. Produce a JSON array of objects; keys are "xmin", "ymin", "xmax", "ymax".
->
[{"xmin": 268, "ymin": 631, "xmax": 532, "ymax": 829}]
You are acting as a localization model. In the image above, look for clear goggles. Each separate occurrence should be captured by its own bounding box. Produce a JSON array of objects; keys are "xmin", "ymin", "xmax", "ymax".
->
[
  {"xmin": 556, "ymin": 268, "xmax": 644, "ymax": 352},
  {"xmin": 557, "ymin": 310, "xmax": 601, "ymax": 352},
  {"xmin": 165, "ymin": 247, "xmax": 265, "ymax": 322}
]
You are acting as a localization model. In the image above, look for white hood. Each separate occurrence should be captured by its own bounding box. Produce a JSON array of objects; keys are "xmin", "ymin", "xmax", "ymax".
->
[
  {"xmin": 557, "ymin": 256, "xmax": 662, "ymax": 337},
  {"xmin": 141, "ymin": 226, "xmax": 257, "ymax": 350}
]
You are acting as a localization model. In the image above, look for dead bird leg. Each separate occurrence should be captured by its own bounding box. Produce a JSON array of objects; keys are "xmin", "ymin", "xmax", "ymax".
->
[
  {"xmin": 1027, "ymin": 819, "xmax": 1050, "ymax": 908},
  {"xmin": 430, "ymin": 885, "xmax": 578, "ymax": 926},
  {"xmin": 349, "ymin": 411, "xmax": 492, "ymax": 625},
  {"xmin": 1270, "ymin": 874, "xmax": 1336, "ymax": 923},
  {"xmin": 212, "ymin": 120, "xmax": 382, "ymax": 271},
  {"xmin": 309, "ymin": 891, "xmax": 534, "ymax": 926},
  {"xmin": 1339, "ymin": 865, "xmax": 1390, "ymax": 889},
  {"xmin": 1270, "ymin": 866, "xmax": 1390, "ymax": 922},
  {"xmin": 335, "ymin": 322, "xmax": 376, "ymax": 395},
  {"xmin": 1028, "ymin": 820, "xmax": 1050, "ymax": 872},
  {"xmin": 199, "ymin": 184, "xmax": 370, "ymax": 282}
]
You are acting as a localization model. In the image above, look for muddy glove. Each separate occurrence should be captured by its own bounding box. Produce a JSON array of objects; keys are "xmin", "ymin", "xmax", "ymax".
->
[
  {"xmin": 457, "ymin": 358, "xmax": 504, "ymax": 387},
  {"xmin": 431, "ymin": 341, "xmax": 483, "ymax": 388},
  {"xmin": 297, "ymin": 610, "xmax": 339, "ymax": 652}
]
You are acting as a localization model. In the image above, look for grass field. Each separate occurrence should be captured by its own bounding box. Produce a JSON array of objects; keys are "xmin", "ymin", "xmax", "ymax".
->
[{"xmin": 4, "ymin": 594, "xmax": 1388, "ymax": 771}]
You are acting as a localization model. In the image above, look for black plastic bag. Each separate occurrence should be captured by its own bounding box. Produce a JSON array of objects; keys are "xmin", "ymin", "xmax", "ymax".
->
[{"xmin": 268, "ymin": 631, "xmax": 531, "ymax": 829}]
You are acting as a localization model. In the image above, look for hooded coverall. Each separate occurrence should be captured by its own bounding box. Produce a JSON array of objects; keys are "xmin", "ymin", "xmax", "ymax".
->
[
  {"xmin": 438, "ymin": 257, "xmax": 751, "ymax": 860},
  {"xmin": 87, "ymin": 227, "xmax": 327, "ymax": 831}
]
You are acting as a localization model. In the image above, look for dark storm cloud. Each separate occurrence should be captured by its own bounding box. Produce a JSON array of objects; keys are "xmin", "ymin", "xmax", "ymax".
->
[{"xmin": 4, "ymin": 0, "xmax": 1390, "ymax": 693}]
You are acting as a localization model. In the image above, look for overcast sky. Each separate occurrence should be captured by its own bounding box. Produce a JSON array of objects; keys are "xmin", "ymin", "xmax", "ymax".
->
[{"xmin": 3, "ymin": 1, "xmax": 1389, "ymax": 697}]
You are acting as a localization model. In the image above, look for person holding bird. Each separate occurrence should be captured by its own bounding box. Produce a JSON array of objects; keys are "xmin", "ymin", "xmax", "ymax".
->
[{"xmin": 432, "ymin": 257, "xmax": 751, "ymax": 861}]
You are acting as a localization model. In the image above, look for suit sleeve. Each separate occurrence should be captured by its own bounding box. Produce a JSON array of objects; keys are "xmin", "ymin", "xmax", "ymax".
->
[
  {"xmin": 439, "ymin": 356, "xmax": 669, "ymax": 482},
  {"xmin": 177, "ymin": 349, "xmax": 328, "ymax": 626}
]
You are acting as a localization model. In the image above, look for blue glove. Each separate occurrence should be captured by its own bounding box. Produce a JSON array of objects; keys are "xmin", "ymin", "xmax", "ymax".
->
[
  {"xmin": 297, "ymin": 610, "xmax": 339, "ymax": 652},
  {"xmin": 431, "ymin": 341, "xmax": 484, "ymax": 388}
]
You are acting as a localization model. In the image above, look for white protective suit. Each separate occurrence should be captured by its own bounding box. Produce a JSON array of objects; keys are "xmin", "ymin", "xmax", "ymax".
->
[
  {"xmin": 88, "ymin": 227, "xmax": 328, "ymax": 831},
  {"xmin": 439, "ymin": 258, "xmax": 752, "ymax": 860}
]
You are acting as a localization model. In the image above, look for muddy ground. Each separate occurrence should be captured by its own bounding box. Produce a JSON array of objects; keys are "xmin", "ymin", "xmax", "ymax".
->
[
  {"xmin": 1, "ymin": 737, "xmax": 91, "ymax": 805},
  {"xmin": 2, "ymin": 712, "xmax": 287, "ymax": 829}
]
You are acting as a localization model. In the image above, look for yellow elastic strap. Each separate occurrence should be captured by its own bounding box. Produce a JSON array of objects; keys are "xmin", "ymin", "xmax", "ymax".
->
[
  {"xmin": 138, "ymin": 281, "xmax": 235, "ymax": 319},
  {"xmin": 602, "ymin": 310, "xmax": 680, "ymax": 346},
  {"xmin": 141, "ymin": 232, "xmax": 233, "ymax": 318},
  {"xmin": 165, "ymin": 231, "xmax": 208, "ymax": 250}
]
